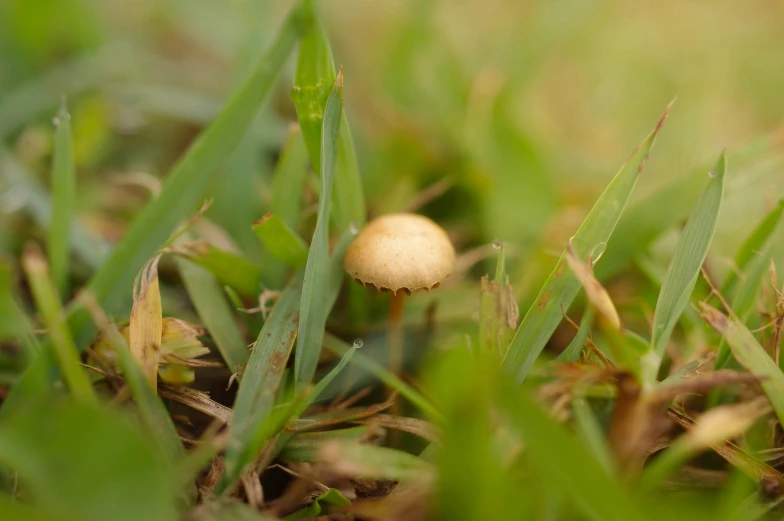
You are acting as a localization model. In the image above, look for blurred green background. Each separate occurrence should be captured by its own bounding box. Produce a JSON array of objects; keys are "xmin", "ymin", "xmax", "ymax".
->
[{"xmin": 3, "ymin": 0, "xmax": 782, "ymax": 259}]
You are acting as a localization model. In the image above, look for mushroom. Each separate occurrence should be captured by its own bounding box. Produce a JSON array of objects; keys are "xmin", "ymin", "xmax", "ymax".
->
[{"xmin": 344, "ymin": 213, "xmax": 455, "ymax": 375}]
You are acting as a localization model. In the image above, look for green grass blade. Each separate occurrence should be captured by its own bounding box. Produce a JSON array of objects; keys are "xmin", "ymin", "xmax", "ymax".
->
[
  {"xmin": 732, "ymin": 250, "xmax": 771, "ymax": 322},
  {"xmin": 253, "ymin": 213, "xmax": 309, "ymax": 269},
  {"xmin": 322, "ymin": 333, "xmax": 442, "ymax": 420},
  {"xmin": 500, "ymin": 104, "xmax": 671, "ymax": 384},
  {"xmin": 0, "ymin": 262, "xmax": 41, "ymax": 362},
  {"xmin": 271, "ymin": 125, "xmax": 309, "ymax": 229},
  {"xmin": 700, "ymin": 303, "xmax": 784, "ymax": 426},
  {"xmin": 176, "ymin": 259, "xmax": 250, "ymax": 373},
  {"xmin": 650, "ymin": 153, "xmax": 726, "ymax": 365},
  {"xmin": 294, "ymin": 69, "xmax": 343, "ymax": 388},
  {"xmin": 283, "ymin": 488, "xmax": 350, "ymax": 520},
  {"xmin": 721, "ymin": 199, "xmax": 784, "ymax": 295},
  {"xmin": 556, "ymin": 306, "xmax": 594, "ymax": 363},
  {"xmin": 320, "ymin": 441, "xmax": 432, "ymax": 482},
  {"xmin": 278, "ymin": 426, "xmax": 369, "ymax": 462},
  {"xmin": 21, "ymin": 245, "xmax": 97, "ymax": 406},
  {"xmin": 572, "ymin": 397, "xmax": 614, "ymax": 474},
  {"xmin": 47, "ymin": 100, "xmax": 76, "ymax": 298},
  {"xmin": 173, "ymin": 243, "xmax": 261, "ymax": 297},
  {"xmin": 293, "ymin": 2, "xmax": 365, "ymax": 230},
  {"xmin": 219, "ymin": 284, "xmax": 301, "ymax": 493}
]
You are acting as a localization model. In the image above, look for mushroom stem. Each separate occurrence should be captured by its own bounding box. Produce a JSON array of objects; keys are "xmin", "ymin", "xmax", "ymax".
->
[
  {"xmin": 388, "ymin": 291, "xmax": 406, "ymax": 445},
  {"xmin": 388, "ymin": 291, "xmax": 406, "ymax": 379}
]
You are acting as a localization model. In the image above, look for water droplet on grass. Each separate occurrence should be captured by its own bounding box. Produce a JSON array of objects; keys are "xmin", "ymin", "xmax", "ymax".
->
[
  {"xmin": 492, "ymin": 239, "xmax": 502, "ymax": 249},
  {"xmin": 352, "ymin": 338, "xmax": 364, "ymax": 349}
]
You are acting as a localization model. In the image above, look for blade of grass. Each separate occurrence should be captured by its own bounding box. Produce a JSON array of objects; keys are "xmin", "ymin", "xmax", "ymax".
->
[
  {"xmin": 700, "ymin": 303, "xmax": 784, "ymax": 425},
  {"xmin": 556, "ymin": 306, "xmax": 594, "ymax": 363},
  {"xmin": 728, "ymin": 249, "xmax": 772, "ymax": 328},
  {"xmin": 320, "ymin": 440, "xmax": 433, "ymax": 482},
  {"xmin": 294, "ymin": 69, "xmax": 343, "ymax": 388},
  {"xmin": 479, "ymin": 241, "xmax": 517, "ymax": 357},
  {"xmin": 0, "ymin": 262, "xmax": 41, "ymax": 362},
  {"xmin": 47, "ymin": 100, "xmax": 76, "ymax": 298},
  {"xmin": 650, "ymin": 153, "xmax": 726, "ymax": 376},
  {"xmin": 176, "ymin": 259, "xmax": 250, "ymax": 373},
  {"xmin": 572, "ymin": 397, "xmax": 614, "ymax": 475},
  {"xmin": 283, "ymin": 488, "xmax": 350, "ymax": 520},
  {"xmin": 278, "ymin": 426, "xmax": 369, "ymax": 462},
  {"xmin": 501, "ymin": 103, "xmax": 671, "ymax": 384},
  {"xmin": 253, "ymin": 213, "xmax": 309, "ymax": 269},
  {"xmin": 322, "ymin": 333, "xmax": 442, "ymax": 420},
  {"xmin": 218, "ymin": 284, "xmax": 301, "ymax": 494},
  {"xmin": 172, "ymin": 242, "xmax": 262, "ymax": 297},
  {"xmin": 21, "ymin": 244, "xmax": 96, "ymax": 406},
  {"xmin": 722, "ymin": 199, "xmax": 784, "ymax": 295},
  {"xmin": 293, "ymin": 0, "xmax": 365, "ymax": 230},
  {"xmin": 271, "ymin": 125, "xmax": 309, "ymax": 229}
]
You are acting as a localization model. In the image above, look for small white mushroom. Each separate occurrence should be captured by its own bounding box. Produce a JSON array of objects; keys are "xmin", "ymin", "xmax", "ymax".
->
[{"xmin": 343, "ymin": 213, "xmax": 455, "ymax": 295}]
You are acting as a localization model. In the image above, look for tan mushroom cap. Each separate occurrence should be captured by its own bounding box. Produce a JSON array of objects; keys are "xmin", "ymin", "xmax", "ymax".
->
[{"xmin": 344, "ymin": 213, "xmax": 455, "ymax": 295}]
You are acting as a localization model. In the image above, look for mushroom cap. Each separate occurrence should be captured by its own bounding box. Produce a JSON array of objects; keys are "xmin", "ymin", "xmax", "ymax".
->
[{"xmin": 344, "ymin": 213, "xmax": 455, "ymax": 295}]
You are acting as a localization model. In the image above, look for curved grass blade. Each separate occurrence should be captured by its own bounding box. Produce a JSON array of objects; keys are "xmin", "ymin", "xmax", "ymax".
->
[
  {"xmin": 293, "ymin": 1, "xmax": 365, "ymax": 230},
  {"xmin": 172, "ymin": 242, "xmax": 262, "ymax": 297},
  {"xmin": 278, "ymin": 426, "xmax": 369, "ymax": 462},
  {"xmin": 500, "ymin": 103, "xmax": 672, "ymax": 384},
  {"xmin": 556, "ymin": 306, "xmax": 594, "ymax": 363},
  {"xmin": 218, "ymin": 284, "xmax": 301, "ymax": 493},
  {"xmin": 294, "ymin": 69, "xmax": 343, "ymax": 388},
  {"xmin": 253, "ymin": 213, "xmax": 309, "ymax": 269},
  {"xmin": 176, "ymin": 259, "xmax": 249, "ymax": 372},
  {"xmin": 322, "ymin": 333, "xmax": 442, "ymax": 420},
  {"xmin": 271, "ymin": 125, "xmax": 309, "ymax": 229},
  {"xmin": 700, "ymin": 303, "xmax": 784, "ymax": 426},
  {"xmin": 0, "ymin": 261, "xmax": 41, "ymax": 362},
  {"xmin": 283, "ymin": 488, "xmax": 350, "ymax": 520},
  {"xmin": 48, "ymin": 100, "xmax": 76, "ymax": 298},
  {"xmin": 721, "ymin": 199, "xmax": 784, "ymax": 295},
  {"xmin": 21, "ymin": 244, "xmax": 97, "ymax": 406},
  {"xmin": 650, "ymin": 153, "xmax": 726, "ymax": 372},
  {"xmin": 320, "ymin": 440, "xmax": 433, "ymax": 482}
]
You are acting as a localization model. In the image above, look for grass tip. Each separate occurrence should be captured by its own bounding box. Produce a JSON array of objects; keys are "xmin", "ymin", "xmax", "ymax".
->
[{"xmin": 335, "ymin": 66, "xmax": 344, "ymax": 89}]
